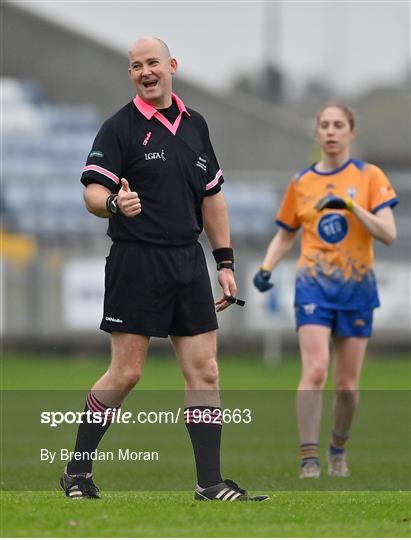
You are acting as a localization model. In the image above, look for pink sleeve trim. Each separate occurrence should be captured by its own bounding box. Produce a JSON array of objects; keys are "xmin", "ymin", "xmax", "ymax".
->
[
  {"xmin": 206, "ymin": 169, "xmax": 222, "ymax": 190},
  {"xmin": 83, "ymin": 165, "xmax": 120, "ymax": 185}
]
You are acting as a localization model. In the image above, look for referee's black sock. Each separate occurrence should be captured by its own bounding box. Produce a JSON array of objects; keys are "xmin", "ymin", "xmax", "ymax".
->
[
  {"xmin": 185, "ymin": 406, "xmax": 223, "ymax": 488},
  {"xmin": 66, "ymin": 392, "xmax": 116, "ymax": 475}
]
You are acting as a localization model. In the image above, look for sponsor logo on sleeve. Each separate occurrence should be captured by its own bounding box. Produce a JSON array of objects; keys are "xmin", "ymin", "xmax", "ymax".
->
[
  {"xmin": 89, "ymin": 150, "xmax": 104, "ymax": 158},
  {"xmin": 196, "ymin": 156, "xmax": 207, "ymax": 172}
]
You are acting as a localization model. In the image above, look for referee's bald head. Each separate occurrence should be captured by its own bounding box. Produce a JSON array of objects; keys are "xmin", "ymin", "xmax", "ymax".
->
[{"xmin": 128, "ymin": 37, "xmax": 171, "ymax": 63}]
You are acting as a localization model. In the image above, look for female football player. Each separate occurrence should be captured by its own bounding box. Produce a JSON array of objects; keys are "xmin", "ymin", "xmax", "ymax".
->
[{"xmin": 254, "ymin": 104, "xmax": 398, "ymax": 478}]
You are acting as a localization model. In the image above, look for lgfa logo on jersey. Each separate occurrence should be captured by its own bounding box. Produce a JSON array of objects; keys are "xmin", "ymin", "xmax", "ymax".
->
[
  {"xmin": 346, "ymin": 186, "xmax": 357, "ymax": 199},
  {"xmin": 145, "ymin": 149, "xmax": 166, "ymax": 161}
]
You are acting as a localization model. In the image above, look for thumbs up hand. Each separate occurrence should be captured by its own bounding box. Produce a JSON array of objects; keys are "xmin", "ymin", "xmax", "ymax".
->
[
  {"xmin": 120, "ymin": 178, "xmax": 131, "ymax": 192},
  {"xmin": 117, "ymin": 178, "xmax": 142, "ymax": 217}
]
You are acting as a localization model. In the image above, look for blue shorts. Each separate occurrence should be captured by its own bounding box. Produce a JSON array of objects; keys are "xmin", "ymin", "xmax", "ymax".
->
[{"xmin": 295, "ymin": 304, "xmax": 373, "ymax": 337}]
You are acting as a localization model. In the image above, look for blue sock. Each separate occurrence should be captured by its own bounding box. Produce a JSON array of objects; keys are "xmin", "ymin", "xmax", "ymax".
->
[{"xmin": 329, "ymin": 444, "xmax": 345, "ymax": 455}]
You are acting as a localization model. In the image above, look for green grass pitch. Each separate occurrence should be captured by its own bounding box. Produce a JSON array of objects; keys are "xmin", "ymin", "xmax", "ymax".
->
[{"xmin": 1, "ymin": 352, "xmax": 410, "ymax": 537}]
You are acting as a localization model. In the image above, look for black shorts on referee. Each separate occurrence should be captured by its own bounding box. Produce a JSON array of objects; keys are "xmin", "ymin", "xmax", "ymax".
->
[{"xmin": 100, "ymin": 241, "xmax": 218, "ymax": 337}]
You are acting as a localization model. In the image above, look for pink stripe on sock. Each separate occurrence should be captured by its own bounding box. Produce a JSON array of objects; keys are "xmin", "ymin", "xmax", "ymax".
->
[{"xmin": 87, "ymin": 393, "xmax": 109, "ymax": 414}]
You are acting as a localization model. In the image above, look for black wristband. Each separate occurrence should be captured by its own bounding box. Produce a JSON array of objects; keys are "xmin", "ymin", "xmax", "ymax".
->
[
  {"xmin": 217, "ymin": 261, "xmax": 234, "ymax": 271},
  {"xmin": 212, "ymin": 247, "xmax": 234, "ymax": 264}
]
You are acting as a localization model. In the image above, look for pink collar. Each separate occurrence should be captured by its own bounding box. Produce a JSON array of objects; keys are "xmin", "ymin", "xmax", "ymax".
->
[{"xmin": 133, "ymin": 93, "xmax": 190, "ymax": 135}]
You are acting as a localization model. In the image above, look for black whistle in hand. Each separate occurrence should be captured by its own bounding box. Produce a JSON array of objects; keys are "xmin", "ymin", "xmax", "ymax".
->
[{"xmin": 226, "ymin": 296, "xmax": 245, "ymax": 307}]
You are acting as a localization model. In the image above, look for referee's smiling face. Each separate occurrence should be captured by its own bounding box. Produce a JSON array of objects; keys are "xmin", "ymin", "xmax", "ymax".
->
[{"xmin": 128, "ymin": 37, "xmax": 177, "ymax": 109}]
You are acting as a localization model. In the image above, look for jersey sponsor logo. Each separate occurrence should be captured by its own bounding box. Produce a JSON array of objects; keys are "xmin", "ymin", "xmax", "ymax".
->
[
  {"xmin": 142, "ymin": 132, "xmax": 152, "ymax": 146},
  {"xmin": 89, "ymin": 150, "xmax": 104, "ymax": 158},
  {"xmin": 317, "ymin": 213, "xmax": 348, "ymax": 244},
  {"xmin": 302, "ymin": 303, "xmax": 316, "ymax": 315},
  {"xmin": 145, "ymin": 150, "xmax": 166, "ymax": 161},
  {"xmin": 105, "ymin": 316, "xmax": 123, "ymax": 323},
  {"xmin": 196, "ymin": 156, "xmax": 207, "ymax": 172},
  {"xmin": 380, "ymin": 185, "xmax": 392, "ymax": 195}
]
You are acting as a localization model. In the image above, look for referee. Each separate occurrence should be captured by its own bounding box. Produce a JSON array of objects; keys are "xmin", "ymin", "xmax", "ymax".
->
[{"xmin": 60, "ymin": 37, "xmax": 268, "ymax": 502}]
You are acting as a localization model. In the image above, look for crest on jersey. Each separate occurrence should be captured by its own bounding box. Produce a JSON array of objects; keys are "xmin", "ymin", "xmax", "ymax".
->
[{"xmin": 346, "ymin": 186, "xmax": 357, "ymax": 198}]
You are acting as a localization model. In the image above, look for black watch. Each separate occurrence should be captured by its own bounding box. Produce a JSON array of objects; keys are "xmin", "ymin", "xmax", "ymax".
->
[
  {"xmin": 217, "ymin": 261, "xmax": 235, "ymax": 271},
  {"xmin": 106, "ymin": 194, "xmax": 118, "ymax": 215}
]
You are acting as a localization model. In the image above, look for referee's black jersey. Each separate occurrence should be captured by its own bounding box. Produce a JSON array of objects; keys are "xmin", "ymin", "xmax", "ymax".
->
[{"xmin": 81, "ymin": 93, "xmax": 224, "ymax": 246}]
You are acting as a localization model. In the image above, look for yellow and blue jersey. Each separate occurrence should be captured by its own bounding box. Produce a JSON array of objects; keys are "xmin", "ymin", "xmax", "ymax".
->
[{"xmin": 276, "ymin": 158, "xmax": 399, "ymax": 310}]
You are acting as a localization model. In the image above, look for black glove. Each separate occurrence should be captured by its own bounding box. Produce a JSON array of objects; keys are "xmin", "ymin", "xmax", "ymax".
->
[
  {"xmin": 253, "ymin": 268, "xmax": 273, "ymax": 292},
  {"xmin": 315, "ymin": 195, "xmax": 353, "ymax": 211}
]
